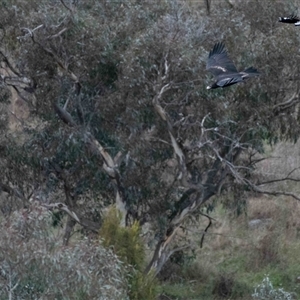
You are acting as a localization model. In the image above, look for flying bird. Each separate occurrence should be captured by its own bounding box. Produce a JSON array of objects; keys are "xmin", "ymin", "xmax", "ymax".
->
[
  {"xmin": 206, "ymin": 42, "xmax": 260, "ymax": 90},
  {"xmin": 278, "ymin": 14, "xmax": 300, "ymax": 25}
]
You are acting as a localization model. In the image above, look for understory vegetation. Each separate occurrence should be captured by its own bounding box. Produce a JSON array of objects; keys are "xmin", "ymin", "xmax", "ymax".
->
[
  {"xmin": 159, "ymin": 141, "xmax": 300, "ymax": 299},
  {"xmin": 1, "ymin": 0, "xmax": 300, "ymax": 299}
]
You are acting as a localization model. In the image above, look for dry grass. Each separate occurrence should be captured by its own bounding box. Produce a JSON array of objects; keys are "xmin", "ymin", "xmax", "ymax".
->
[
  {"xmin": 161, "ymin": 177, "xmax": 300, "ymax": 298},
  {"xmin": 160, "ymin": 140, "xmax": 300, "ymax": 298},
  {"xmin": 255, "ymin": 140, "xmax": 300, "ymax": 194}
]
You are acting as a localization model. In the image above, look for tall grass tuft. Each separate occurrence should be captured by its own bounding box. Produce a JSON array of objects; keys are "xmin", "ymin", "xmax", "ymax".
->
[{"xmin": 99, "ymin": 207, "xmax": 158, "ymax": 300}]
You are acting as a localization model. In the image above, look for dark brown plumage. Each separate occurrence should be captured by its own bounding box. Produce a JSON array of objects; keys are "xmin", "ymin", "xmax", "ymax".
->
[
  {"xmin": 206, "ymin": 42, "xmax": 260, "ymax": 90},
  {"xmin": 278, "ymin": 15, "xmax": 300, "ymax": 25}
]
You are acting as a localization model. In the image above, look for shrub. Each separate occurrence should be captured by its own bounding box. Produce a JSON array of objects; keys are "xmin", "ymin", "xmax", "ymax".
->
[
  {"xmin": 0, "ymin": 205, "xmax": 129, "ymax": 300},
  {"xmin": 212, "ymin": 273, "xmax": 235, "ymax": 298},
  {"xmin": 99, "ymin": 207, "xmax": 158, "ymax": 300},
  {"xmin": 252, "ymin": 275, "xmax": 295, "ymax": 300}
]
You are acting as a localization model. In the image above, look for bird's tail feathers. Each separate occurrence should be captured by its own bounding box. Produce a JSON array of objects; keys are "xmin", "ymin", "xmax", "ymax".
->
[{"xmin": 241, "ymin": 67, "xmax": 260, "ymax": 78}]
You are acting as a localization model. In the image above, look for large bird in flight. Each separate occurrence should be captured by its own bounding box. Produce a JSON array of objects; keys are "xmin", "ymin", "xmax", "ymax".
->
[
  {"xmin": 206, "ymin": 42, "xmax": 260, "ymax": 89},
  {"xmin": 278, "ymin": 14, "xmax": 300, "ymax": 26}
]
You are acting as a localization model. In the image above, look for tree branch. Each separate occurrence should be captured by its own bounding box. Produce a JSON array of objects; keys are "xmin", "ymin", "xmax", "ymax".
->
[
  {"xmin": 252, "ymin": 188, "xmax": 300, "ymax": 201},
  {"xmin": 273, "ymin": 92, "xmax": 300, "ymax": 113},
  {"xmin": 42, "ymin": 202, "xmax": 101, "ymax": 232},
  {"xmin": 53, "ymin": 103, "xmax": 77, "ymax": 127}
]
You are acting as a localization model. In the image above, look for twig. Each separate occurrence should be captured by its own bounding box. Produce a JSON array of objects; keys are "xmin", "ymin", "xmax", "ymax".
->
[
  {"xmin": 60, "ymin": 0, "xmax": 74, "ymax": 13},
  {"xmin": 199, "ymin": 212, "xmax": 215, "ymax": 248},
  {"xmin": 244, "ymin": 178, "xmax": 300, "ymax": 201},
  {"xmin": 273, "ymin": 92, "xmax": 299, "ymax": 112},
  {"xmin": 47, "ymin": 27, "xmax": 68, "ymax": 40}
]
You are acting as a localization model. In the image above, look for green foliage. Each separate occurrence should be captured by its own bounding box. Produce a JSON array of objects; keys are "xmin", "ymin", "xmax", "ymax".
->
[
  {"xmin": 99, "ymin": 208, "xmax": 144, "ymax": 268},
  {"xmin": 51, "ymin": 211, "xmax": 64, "ymax": 227},
  {"xmin": 89, "ymin": 61, "xmax": 118, "ymax": 89},
  {"xmin": 128, "ymin": 269, "xmax": 157, "ymax": 300},
  {"xmin": 99, "ymin": 208, "xmax": 157, "ymax": 300},
  {"xmin": 2, "ymin": 1, "xmax": 300, "ymax": 298},
  {"xmin": 0, "ymin": 206, "xmax": 128, "ymax": 300}
]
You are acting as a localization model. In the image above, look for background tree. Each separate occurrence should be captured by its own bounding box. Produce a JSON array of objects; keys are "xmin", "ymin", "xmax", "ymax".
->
[{"xmin": 1, "ymin": 0, "xmax": 300, "ymax": 279}]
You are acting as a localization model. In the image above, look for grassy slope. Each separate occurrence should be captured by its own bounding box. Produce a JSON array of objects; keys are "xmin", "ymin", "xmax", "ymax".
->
[{"xmin": 159, "ymin": 141, "xmax": 300, "ymax": 299}]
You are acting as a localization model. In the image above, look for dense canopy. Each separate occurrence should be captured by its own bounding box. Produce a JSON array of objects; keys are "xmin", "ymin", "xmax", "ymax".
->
[{"xmin": 1, "ymin": 0, "xmax": 300, "ymax": 298}]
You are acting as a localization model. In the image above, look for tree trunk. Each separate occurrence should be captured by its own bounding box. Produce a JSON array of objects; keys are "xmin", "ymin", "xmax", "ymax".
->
[{"xmin": 63, "ymin": 216, "xmax": 76, "ymax": 246}]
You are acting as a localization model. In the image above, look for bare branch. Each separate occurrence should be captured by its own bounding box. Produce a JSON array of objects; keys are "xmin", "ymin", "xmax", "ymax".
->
[
  {"xmin": 53, "ymin": 103, "xmax": 77, "ymax": 127},
  {"xmin": 206, "ymin": 0, "xmax": 211, "ymax": 15},
  {"xmin": 42, "ymin": 202, "xmax": 101, "ymax": 232},
  {"xmin": 19, "ymin": 25, "xmax": 44, "ymax": 39},
  {"xmin": 167, "ymin": 244, "xmax": 191, "ymax": 260},
  {"xmin": 47, "ymin": 27, "xmax": 68, "ymax": 40},
  {"xmin": 161, "ymin": 53, "xmax": 170, "ymax": 81},
  {"xmin": 245, "ymin": 178, "xmax": 300, "ymax": 201},
  {"xmin": 60, "ymin": 0, "xmax": 75, "ymax": 13},
  {"xmin": 253, "ymin": 188, "xmax": 300, "ymax": 201},
  {"xmin": 257, "ymin": 170, "xmax": 300, "ymax": 185},
  {"xmin": 273, "ymin": 92, "xmax": 300, "ymax": 113},
  {"xmin": 199, "ymin": 211, "xmax": 215, "ymax": 248}
]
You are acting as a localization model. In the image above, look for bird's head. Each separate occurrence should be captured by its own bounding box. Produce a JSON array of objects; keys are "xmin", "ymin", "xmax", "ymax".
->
[{"xmin": 206, "ymin": 85, "xmax": 212, "ymax": 90}]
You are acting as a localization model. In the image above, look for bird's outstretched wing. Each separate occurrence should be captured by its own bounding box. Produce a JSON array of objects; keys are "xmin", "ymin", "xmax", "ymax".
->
[
  {"xmin": 206, "ymin": 42, "xmax": 238, "ymax": 77},
  {"xmin": 240, "ymin": 67, "xmax": 260, "ymax": 79},
  {"xmin": 216, "ymin": 76, "xmax": 242, "ymax": 88},
  {"xmin": 279, "ymin": 14, "xmax": 300, "ymax": 24}
]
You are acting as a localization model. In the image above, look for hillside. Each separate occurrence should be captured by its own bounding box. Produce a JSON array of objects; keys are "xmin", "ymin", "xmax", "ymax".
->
[{"xmin": 1, "ymin": 0, "xmax": 300, "ymax": 299}]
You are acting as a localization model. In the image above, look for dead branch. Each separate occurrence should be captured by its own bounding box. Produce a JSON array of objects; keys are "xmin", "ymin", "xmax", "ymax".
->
[
  {"xmin": 42, "ymin": 202, "xmax": 101, "ymax": 232},
  {"xmin": 60, "ymin": 0, "xmax": 75, "ymax": 13},
  {"xmin": 19, "ymin": 25, "xmax": 44, "ymax": 40},
  {"xmin": 199, "ymin": 211, "xmax": 215, "ymax": 248},
  {"xmin": 47, "ymin": 27, "xmax": 68, "ymax": 40},
  {"xmin": 2, "ymin": 76, "xmax": 34, "ymax": 90},
  {"xmin": 245, "ymin": 178, "xmax": 300, "ymax": 201},
  {"xmin": 63, "ymin": 216, "xmax": 76, "ymax": 245},
  {"xmin": 206, "ymin": 0, "xmax": 211, "ymax": 15},
  {"xmin": 167, "ymin": 244, "xmax": 192, "ymax": 261},
  {"xmin": 53, "ymin": 103, "xmax": 77, "ymax": 127},
  {"xmin": 253, "ymin": 188, "xmax": 300, "ymax": 201},
  {"xmin": 273, "ymin": 92, "xmax": 300, "ymax": 113},
  {"xmin": 257, "ymin": 174, "xmax": 300, "ymax": 186}
]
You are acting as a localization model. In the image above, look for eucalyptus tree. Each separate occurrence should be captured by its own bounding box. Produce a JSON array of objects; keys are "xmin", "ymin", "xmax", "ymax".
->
[{"xmin": 1, "ymin": 0, "xmax": 300, "ymax": 276}]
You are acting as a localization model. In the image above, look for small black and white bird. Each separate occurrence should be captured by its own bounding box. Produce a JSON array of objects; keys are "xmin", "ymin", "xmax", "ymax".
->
[
  {"xmin": 206, "ymin": 42, "xmax": 260, "ymax": 90},
  {"xmin": 278, "ymin": 14, "xmax": 300, "ymax": 26}
]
